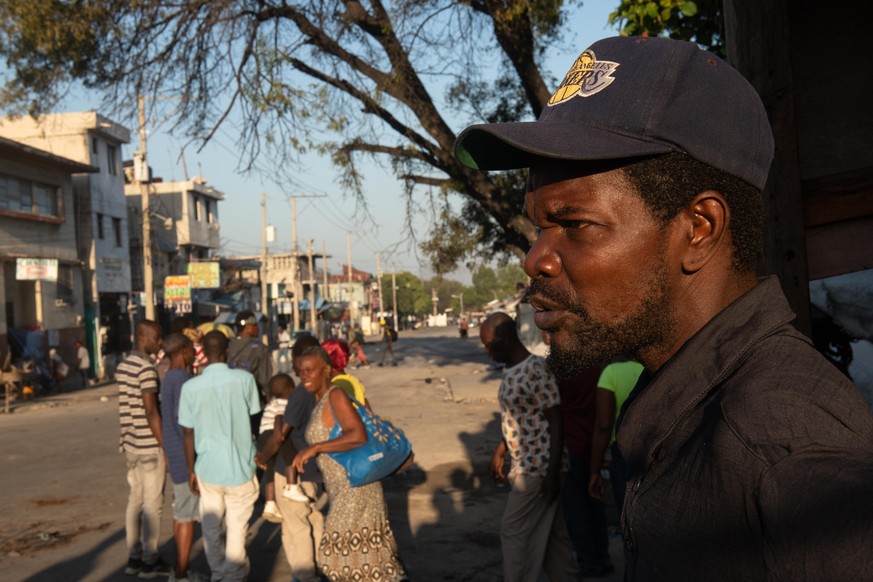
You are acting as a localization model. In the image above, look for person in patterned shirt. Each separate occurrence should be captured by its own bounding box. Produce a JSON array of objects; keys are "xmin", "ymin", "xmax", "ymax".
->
[
  {"xmin": 480, "ymin": 312, "xmax": 580, "ymax": 582},
  {"xmin": 116, "ymin": 319, "xmax": 170, "ymax": 578}
]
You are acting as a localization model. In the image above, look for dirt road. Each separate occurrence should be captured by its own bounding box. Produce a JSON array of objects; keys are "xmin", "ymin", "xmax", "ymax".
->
[{"xmin": 0, "ymin": 326, "xmax": 623, "ymax": 581}]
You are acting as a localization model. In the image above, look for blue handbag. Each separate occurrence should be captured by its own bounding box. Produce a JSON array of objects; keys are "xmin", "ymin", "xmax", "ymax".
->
[{"xmin": 327, "ymin": 393, "xmax": 414, "ymax": 487}]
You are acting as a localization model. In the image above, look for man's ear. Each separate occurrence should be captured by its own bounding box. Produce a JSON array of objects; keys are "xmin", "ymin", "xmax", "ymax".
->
[{"xmin": 680, "ymin": 191, "xmax": 729, "ymax": 274}]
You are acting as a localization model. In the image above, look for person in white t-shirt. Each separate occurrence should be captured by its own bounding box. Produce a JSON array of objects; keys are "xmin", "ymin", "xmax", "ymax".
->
[{"xmin": 75, "ymin": 339, "xmax": 91, "ymax": 388}]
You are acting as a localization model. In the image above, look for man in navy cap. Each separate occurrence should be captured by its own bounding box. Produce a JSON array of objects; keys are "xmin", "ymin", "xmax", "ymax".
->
[{"xmin": 456, "ymin": 36, "xmax": 873, "ymax": 580}]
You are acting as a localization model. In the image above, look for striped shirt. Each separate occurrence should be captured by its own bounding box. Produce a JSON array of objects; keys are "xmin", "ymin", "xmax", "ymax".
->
[
  {"xmin": 117, "ymin": 351, "xmax": 161, "ymax": 454},
  {"xmin": 258, "ymin": 397, "xmax": 288, "ymax": 434}
]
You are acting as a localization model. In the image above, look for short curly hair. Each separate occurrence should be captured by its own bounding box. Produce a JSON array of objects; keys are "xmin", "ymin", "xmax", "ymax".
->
[
  {"xmin": 298, "ymin": 345, "xmax": 332, "ymax": 368},
  {"xmin": 621, "ymin": 152, "xmax": 764, "ymax": 272}
]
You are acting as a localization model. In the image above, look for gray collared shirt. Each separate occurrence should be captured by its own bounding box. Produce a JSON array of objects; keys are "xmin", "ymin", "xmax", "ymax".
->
[{"xmin": 618, "ymin": 276, "xmax": 873, "ymax": 580}]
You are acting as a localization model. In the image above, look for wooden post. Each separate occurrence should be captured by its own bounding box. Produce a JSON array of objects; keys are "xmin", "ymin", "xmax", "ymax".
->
[{"xmin": 723, "ymin": 0, "xmax": 811, "ymax": 335}]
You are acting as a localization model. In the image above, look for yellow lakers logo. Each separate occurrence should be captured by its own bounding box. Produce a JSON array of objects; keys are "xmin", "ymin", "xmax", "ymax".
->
[{"xmin": 548, "ymin": 50, "xmax": 619, "ymax": 106}]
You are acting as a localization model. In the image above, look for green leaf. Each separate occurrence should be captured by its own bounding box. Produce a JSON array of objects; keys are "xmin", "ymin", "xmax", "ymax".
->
[
  {"xmin": 680, "ymin": 1, "xmax": 698, "ymax": 17},
  {"xmin": 646, "ymin": 2, "xmax": 659, "ymax": 19},
  {"xmin": 661, "ymin": 7, "xmax": 673, "ymax": 21}
]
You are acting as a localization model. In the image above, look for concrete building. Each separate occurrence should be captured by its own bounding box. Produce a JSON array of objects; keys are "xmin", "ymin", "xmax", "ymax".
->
[
  {"xmin": 228, "ymin": 252, "xmax": 325, "ymax": 333},
  {"xmin": 0, "ymin": 111, "xmax": 133, "ymax": 379},
  {"xmin": 124, "ymin": 175, "xmax": 224, "ymax": 319},
  {"xmin": 0, "ymin": 136, "xmax": 96, "ymax": 373},
  {"xmin": 327, "ymin": 264, "xmax": 373, "ymax": 327}
]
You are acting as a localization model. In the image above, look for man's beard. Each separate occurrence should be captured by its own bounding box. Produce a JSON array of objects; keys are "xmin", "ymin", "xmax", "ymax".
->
[{"xmin": 530, "ymin": 262, "xmax": 674, "ymax": 380}]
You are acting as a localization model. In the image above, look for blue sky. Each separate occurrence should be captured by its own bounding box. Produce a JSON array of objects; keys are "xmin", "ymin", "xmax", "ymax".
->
[{"xmin": 10, "ymin": 2, "xmax": 616, "ymax": 284}]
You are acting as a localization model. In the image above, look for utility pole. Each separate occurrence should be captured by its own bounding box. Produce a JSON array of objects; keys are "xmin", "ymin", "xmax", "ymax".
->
[
  {"xmin": 137, "ymin": 95, "xmax": 155, "ymax": 320},
  {"xmin": 375, "ymin": 252, "xmax": 384, "ymax": 321},
  {"xmin": 307, "ymin": 239, "xmax": 317, "ymax": 336},
  {"xmin": 346, "ymin": 233, "xmax": 356, "ymax": 326},
  {"xmin": 391, "ymin": 262, "xmax": 398, "ymax": 329},
  {"xmin": 431, "ymin": 287, "xmax": 438, "ymax": 317},
  {"xmin": 288, "ymin": 193, "xmax": 327, "ymax": 332},
  {"xmin": 291, "ymin": 196, "xmax": 299, "ymax": 332},
  {"xmin": 322, "ymin": 240, "xmax": 328, "ymax": 301},
  {"xmin": 261, "ymin": 192, "xmax": 270, "ymax": 344}
]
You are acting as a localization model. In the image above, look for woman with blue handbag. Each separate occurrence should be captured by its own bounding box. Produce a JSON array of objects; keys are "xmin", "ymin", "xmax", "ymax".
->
[{"xmin": 292, "ymin": 346, "xmax": 408, "ymax": 582}]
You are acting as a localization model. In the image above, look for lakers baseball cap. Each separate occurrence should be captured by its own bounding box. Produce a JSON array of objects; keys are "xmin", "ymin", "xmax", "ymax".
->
[{"xmin": 455, "ymin": 36, "xmax": 774, "ymax": 190}]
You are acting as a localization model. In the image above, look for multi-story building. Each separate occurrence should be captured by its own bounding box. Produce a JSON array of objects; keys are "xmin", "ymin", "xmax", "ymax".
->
[
  {"xmin": 0, "ymin": 111, "xmax": 133, "ymax": 379},
  {"xmin": 0, "ymin": 136, "xmax": 96, "ymax": 371},
  {"xmin": 228, "ymin": 252, "xmax": 322, "ymax": 330},
  {"xmin": 124, "ymin": 175, "xmax": 223, "ymax": 315},
  {"xmin": 327, "ymin": 264, "xmax": 373, "ymax": 326}
]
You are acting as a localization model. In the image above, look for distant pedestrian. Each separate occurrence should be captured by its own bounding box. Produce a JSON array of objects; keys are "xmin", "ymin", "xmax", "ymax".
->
[
  {"xmin": 116, "ymin": 320, "xmax": 170, "ymax": 578},
  {"xmin": 49, "ymin": 345, "xmax": 69, "ymax": 393},
  {"xmin": 377, "ymin": 321, "xmax": 397, "ymax": 367},
  {"xmin": 180, "ymin": 331, "xmax": 261, "ymax": 582},
  {"xmin": 348, "ymin": 323, "xmax": 369, "ymax": 369},
  {"xmin": 277, "ymin": 324, "xmax": 292, "ymax": 373},
  {"xmin": 480, "ymin": 312, "xmax": 579, "ymax": 582},
  {"xmin": 75, "ymin": 339, "xmax": 90, "ymax": 388},
  {"xmin": 159, "ymin": 333, "xmax": 204, "ymax": 582}
]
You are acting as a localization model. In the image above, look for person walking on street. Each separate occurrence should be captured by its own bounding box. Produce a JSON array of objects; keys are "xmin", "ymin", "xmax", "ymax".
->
[
  {"xmin": 276, "ymin": 324, "xmax": 292, "ymax": 374},
  {"xmin": 180, "ymin": 331, "xmax": 261, "ymax": 582},
  {"xmin": 75, "ymin": 339, "xmax": 90, "ymax": 388},
  {"xmin": 49, "ymin": 345, "xmax": 69, "ymax": 393},
  {"xmin": 116, "ymin": 320, "xmax": 170, "ymax": 578},
  {"xmin": 377, "ymin": 320, "xmax": 397, "ymax": 367},
  {"xmin": 480, "ymin": 312, "xmax": 579, "ymax": 582}
]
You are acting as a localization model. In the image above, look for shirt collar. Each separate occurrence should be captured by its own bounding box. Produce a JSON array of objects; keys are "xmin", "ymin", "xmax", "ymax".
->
[
  {"xmin": 617, "ymin": 276, "xmax": 800, "ymax": 473},
  {"xmin": 201, "ymin": 362, "xmax": 229, "ymax": 373}
]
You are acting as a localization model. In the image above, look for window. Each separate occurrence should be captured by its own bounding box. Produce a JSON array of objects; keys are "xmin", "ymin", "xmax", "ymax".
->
[
  {"xmin": 96, "ymin": 213, "xmax": 105, "ymax": 239},
  {"xmin": 206, "ymin": 199, "xmax": 213, "ymax": 223},
  {"xmin": 92, "ymin": 137, "xmax": 98, "ymax": 155},
  {"xmin": 0, "ymin": 176, "xmax": 8, "ymax": 210},
  {"xmin": 0, "ymin": 173, "xmax": 60, "ymax": 217},
  {"xmin": 36, "ymin": 184, "xmax": 58, "ymax": 216},
  {"xmin": 193, "ymin": 195, "xmax": 201, "ymax": 221},
  {"xmin": 56, "ymin": 265, "xmax": 74, "ymax": 304},
  {"xmin": 15, "ymin": 177, "xmax": 32, "ymax": 212},
  {"xmin": 113, "ymin": 217, "xmax": 122, "ymax": 247},
  {"xmin": 107, "ymin": 145, "xmax": 118, "ymax": 176}
]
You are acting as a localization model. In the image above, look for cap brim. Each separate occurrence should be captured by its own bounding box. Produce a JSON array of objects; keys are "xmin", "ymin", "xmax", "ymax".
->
[{"xmin": 455, "ymin": 121, "xmax": 675, "ymax": 171}]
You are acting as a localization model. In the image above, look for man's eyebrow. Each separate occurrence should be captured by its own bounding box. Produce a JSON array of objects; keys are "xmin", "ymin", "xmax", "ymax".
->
[{"xmin": 544, "ymin": 203, "xmax": 590, "ymax": 219}]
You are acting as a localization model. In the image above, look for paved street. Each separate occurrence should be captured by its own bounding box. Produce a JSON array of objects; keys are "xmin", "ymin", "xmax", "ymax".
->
[{"xmin": 0, "ymin": 327, "xmax": 623, "ymax": 581}]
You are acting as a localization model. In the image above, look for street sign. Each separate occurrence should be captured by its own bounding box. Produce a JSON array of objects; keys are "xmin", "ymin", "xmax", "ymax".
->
[
  {"xmin": 16, "ymin": 258, "xmax": 58, "ymax": 281},
  {"xmin": 187, "ymin": 262, "xmax": 220, "ymax": 288},
  {"xmin": 165, "ymin": 275, "xmax": 192, "ymax": 312}
]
